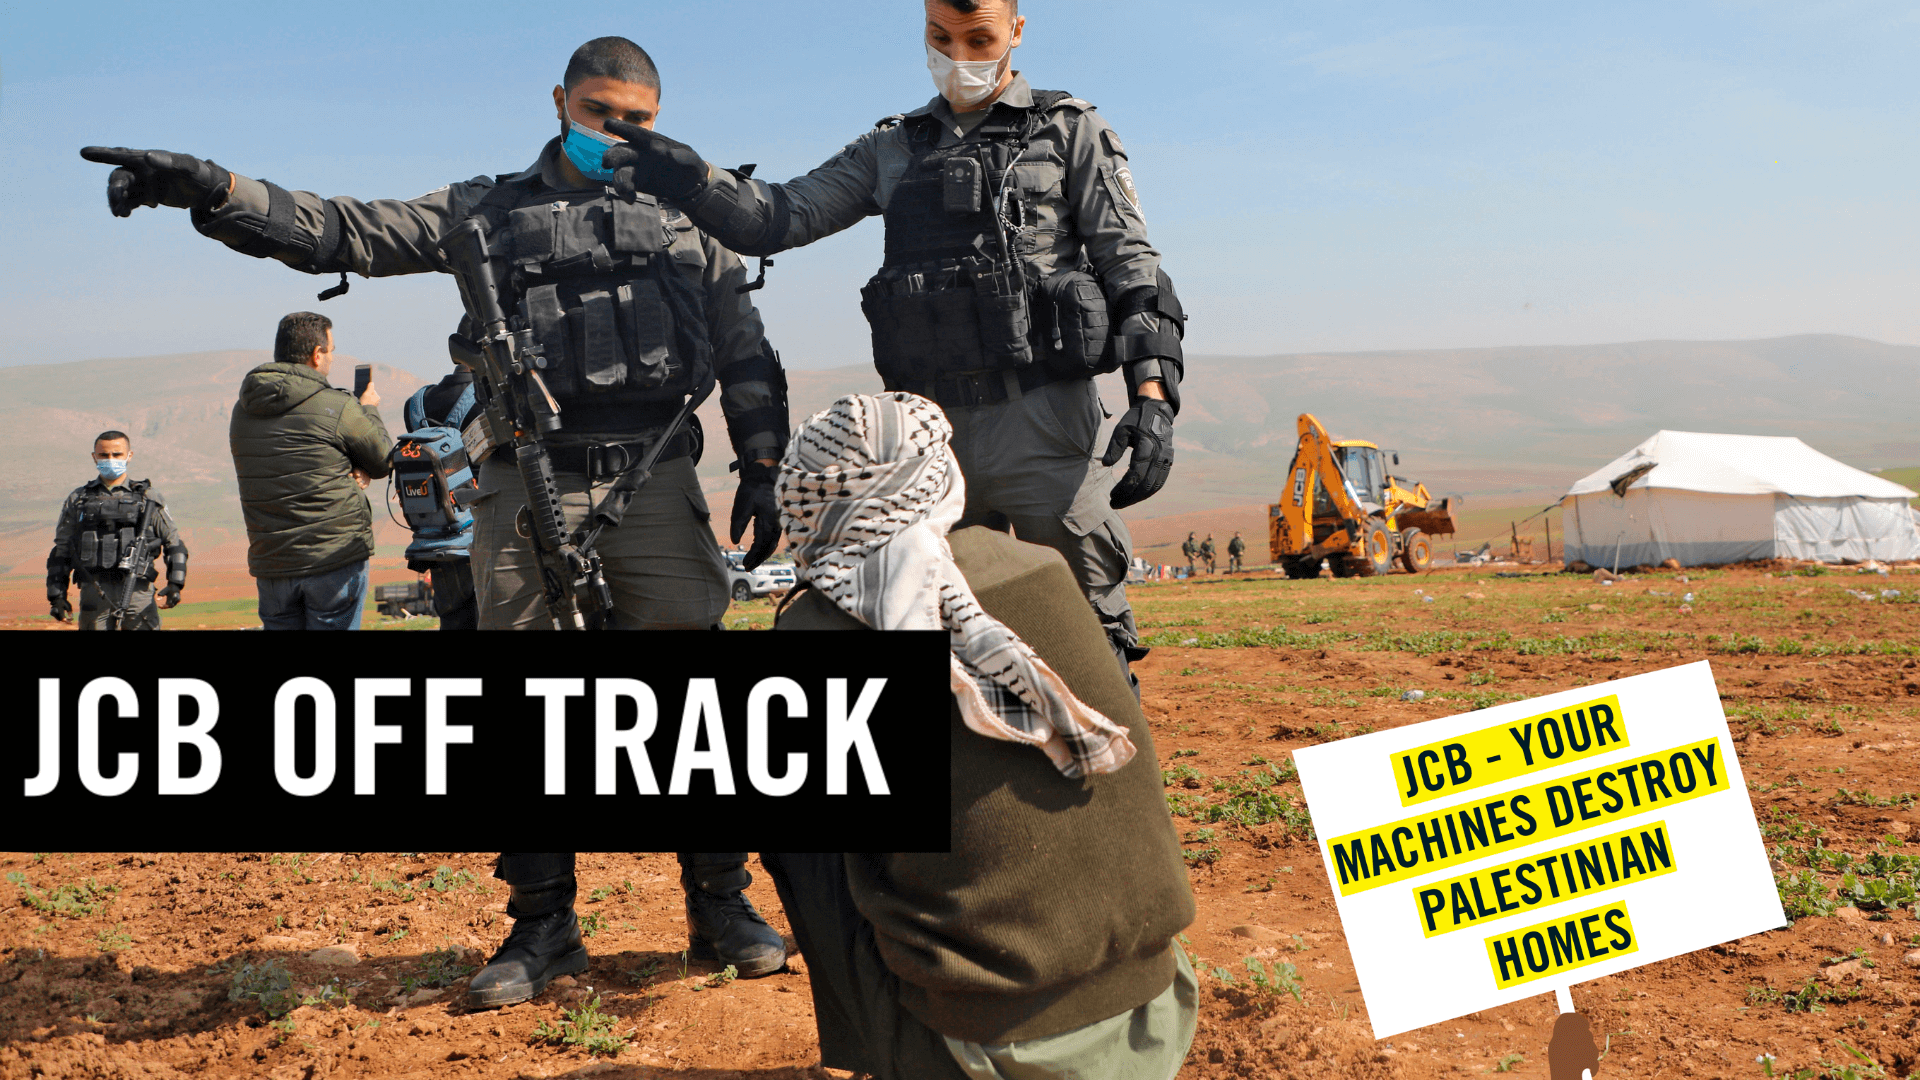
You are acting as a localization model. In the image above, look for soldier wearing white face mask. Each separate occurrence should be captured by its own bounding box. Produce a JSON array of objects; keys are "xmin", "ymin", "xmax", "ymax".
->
[{"xmin": 603, "ymin": 0, "xmax": 1186, "ymax": 688}]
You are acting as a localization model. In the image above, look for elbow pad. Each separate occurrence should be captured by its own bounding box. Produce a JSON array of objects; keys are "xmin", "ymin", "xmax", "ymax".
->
[
  {"xmin": 683, "ymin": 169, "xmax": 790, "ymax": 258},
  {"xmin": 167, "ymin": 549, "xmax": 188, "ymax": 589},
  {"xmin": 723, "ymin": 342, "xmax": 792, "ymax": 463},
  {"xmin": 191, "ymin": 178, "xmax": 346, "ymax": 274},
  {"xmin": 1112, "ymin": 268, "xmax": 1187, "ymax": 412}
]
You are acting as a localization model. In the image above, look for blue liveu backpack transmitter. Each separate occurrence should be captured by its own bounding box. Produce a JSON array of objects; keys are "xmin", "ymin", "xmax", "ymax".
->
[{"xmin": 393, "ymin": 383, "xmax": 481, "ymax": 562}]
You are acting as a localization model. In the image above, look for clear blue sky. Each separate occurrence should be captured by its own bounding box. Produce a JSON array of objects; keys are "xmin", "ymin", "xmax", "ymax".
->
[{"xmin": 3, "ymin": 1, "xmax": 1916, "ymax": 379}]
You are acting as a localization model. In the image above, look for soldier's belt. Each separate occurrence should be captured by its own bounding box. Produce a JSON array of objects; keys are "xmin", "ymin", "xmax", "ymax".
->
[
  {"xmin": 545, "ymin": 431, "xmax": 693, "ymax": 480},
  {"xmin": 892, "ymin": 365, "xmax": 1073, "ymax": 411}
]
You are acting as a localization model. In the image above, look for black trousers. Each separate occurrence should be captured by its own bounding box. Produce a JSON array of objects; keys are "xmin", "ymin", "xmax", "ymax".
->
[
  {"xmin": 429, "ymin": 561, "xmax": 477, "ymax": 631},
  {"xmin": 494, "ymin": 852, "xmax": 751, "ymax": 917},
  {"xmin": 759, "ymin": 853, "xmax": 968, "ymax": 1080}
]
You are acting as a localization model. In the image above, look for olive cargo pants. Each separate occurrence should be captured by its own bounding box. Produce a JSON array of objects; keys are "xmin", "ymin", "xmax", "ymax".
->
[{"xmin": 472, "ymin": 455, "xmax": 729, "ymax": 631}]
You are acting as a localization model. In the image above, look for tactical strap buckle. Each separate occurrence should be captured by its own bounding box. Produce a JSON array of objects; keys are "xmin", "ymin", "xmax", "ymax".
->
[{"xmin": 585, "ymin": 442, "xmax": 637, "ymax": 480}]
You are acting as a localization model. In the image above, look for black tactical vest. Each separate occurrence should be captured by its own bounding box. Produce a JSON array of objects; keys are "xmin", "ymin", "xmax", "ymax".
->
[
  {"xmin": 860, "ymin": 93, "xmax": 1073, "ymax": 384},
  {"xmin": 70, "ymin": 481, "xmax": 157, "ymax": 574},
  {"xmin": 463, "ymin": 177, "xmax": 713, "ymax": 428}
]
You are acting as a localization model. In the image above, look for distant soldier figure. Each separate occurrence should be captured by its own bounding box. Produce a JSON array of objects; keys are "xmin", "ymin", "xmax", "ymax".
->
[
  {"xmin": 47, "ymin": 430, "xmax": 189, "ymax": 630},
  {"xmin": 1227, "ymin": 531, "xmax": 1245, "ymax": 573},
  {"xmin": 1199, "ymin": 533, "xmax": 1216, "ymax": 574},
  {"xmin": 1181, "ymin": 532, "xmax": 1198, "ymax": 576}
]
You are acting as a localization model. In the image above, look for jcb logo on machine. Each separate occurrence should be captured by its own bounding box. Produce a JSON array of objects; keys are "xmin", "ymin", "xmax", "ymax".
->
[
  {"xmin": 403, "ymin": 480, "xmax": 432, "ymax": 499},
  {"xmin": 1292, "ymin": 468, "xmax": 1308, "ymax": 505}
]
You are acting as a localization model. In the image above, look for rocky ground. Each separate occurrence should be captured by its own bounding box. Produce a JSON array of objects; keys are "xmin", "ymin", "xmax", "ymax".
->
[{"xmin": 3, "ymin": 559, "xmax": 1917, "ymax": 1078}]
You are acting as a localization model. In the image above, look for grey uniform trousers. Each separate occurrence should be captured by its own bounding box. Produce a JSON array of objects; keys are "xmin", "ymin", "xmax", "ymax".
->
[
  {"xmin": 944, "ymin": 377, "xmax": 1139, "ymax": 656},
  {"xmin": 472, "ymin": 454, "xmax": 729, "ymax": 631},
  {"xmin": 76, "ymin": 575, "xmax": 158, "ymax": 631}
]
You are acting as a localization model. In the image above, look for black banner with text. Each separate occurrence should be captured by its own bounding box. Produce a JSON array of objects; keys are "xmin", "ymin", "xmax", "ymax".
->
[{"xmin": 5, "ymin": 632, "xmax": 950, "ymax": 851}]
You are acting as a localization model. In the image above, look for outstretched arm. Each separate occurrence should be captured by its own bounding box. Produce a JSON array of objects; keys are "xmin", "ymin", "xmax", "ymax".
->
[
  {"xmin": 601, "ymin": 121, "xmax": 884, "ymax": 257},
  {"xmin": 79, "ymin": 146, "xmax": 491, "ymax": 279}
]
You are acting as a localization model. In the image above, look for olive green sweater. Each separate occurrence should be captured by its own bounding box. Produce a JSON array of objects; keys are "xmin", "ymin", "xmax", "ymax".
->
[
  {"xmin": 777, "ymin": 526, "xmax": 1195, "ymax": 1044},
  {"xmin": 229, "ymin": 362, "xmax": 393, "ymax": 578}
]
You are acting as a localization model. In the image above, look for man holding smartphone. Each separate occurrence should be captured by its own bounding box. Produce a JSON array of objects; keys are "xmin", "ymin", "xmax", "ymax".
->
[{"xmin": 230, "ymin": 311, "xmax": 392, "ymax": 630}]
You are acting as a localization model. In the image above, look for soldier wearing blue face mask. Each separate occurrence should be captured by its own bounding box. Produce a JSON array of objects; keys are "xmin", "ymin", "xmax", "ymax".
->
[
  {"xmin": 47, "ymin": 430, "xmax": 188, "ymax": 630},
  {"xmin": 80, "ymin": 35, "xmax": 789, "ymax": 1006}
]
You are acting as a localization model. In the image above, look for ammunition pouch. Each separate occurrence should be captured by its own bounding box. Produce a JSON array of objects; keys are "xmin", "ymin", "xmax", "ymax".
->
[
  {"xmin": 490, "ymin": 191, "xmax": 714, "ymax": 410},
  {"xmin": 860, "ymin": 257, "xmax": 1033, "ymax": 383}
]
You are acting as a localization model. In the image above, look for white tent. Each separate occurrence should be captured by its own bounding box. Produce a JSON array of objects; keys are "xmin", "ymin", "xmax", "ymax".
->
[{"xmin": 1562, "ymin": 431, "xmax": 1920, "ymax": 568}]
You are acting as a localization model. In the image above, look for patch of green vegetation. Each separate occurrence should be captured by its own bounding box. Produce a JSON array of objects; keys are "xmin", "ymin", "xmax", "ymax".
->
[
  {"xmin": 531, "ymin": 995, "xmax": 632, "ymax": 1056},
  {"xmin": 1774, "ymin": 870, "xmax": 1837, "ymax": 921},
  {"xmin": 1170, "ymin": 748, "xmax": 1200, "ymax": 758},
  {"xmin": 1241, "ymin": 956, "xmax": 1304, "ymax": 1005},
  {"xmin": 425, "ymin": 866, "xmax": 474, "ymax": 893},
  {"xmin": 228, "ymin": 959, "xmax": 298, "ymax": 1018},
  {"xmin": 1494, "ymin": 1053, "xmax": 1526, "ymax": 1073},
  {"xmin": 7, "ymin": 875, "xmax": 119, "ymax": 919},
  {"xmin": 404, "ymin": 946, "xmax": 478, "ymax": 992},
  {"xmin": 1747, "ymin": 977, "xmax": 1861, "ymax": 1014},
  {"xmin": 579, "ymin": 911, "xmax": 605, "ymax": 938},
  {"xmin": 1835, "ymin": 789, "xmax": 1917, "ymax": 810},
  {"xmin": 1183, "ymin": 766, "xmax": 1314, "ymax": 837},
  {"xmin": 1162, "ymin": 764, "xmax": 1205, "ymax": 788},
  {"xmin": 94, "ymin": 923, "xmax": 131, "ymax": 953},
  {"xmin": 701, "ymin": 965, "xmax": 738, "ymax": 989}
]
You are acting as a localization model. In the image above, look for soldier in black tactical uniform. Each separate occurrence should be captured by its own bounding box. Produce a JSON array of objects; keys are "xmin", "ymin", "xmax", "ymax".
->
[
  {"xmin": 47, "ymin": 430, "xmax": 188, "ymax": 630},
  {"xmin": 79, "ymin": 36, "xmax": 786, "ymax": 1004},
  {"xmin": 601, "ymin": 0, "xmax": 1186, "ymax": 682}
]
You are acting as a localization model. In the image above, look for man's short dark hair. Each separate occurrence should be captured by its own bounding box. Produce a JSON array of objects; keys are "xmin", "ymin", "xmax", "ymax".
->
[
  {"xmin": 564, "ymin": 37, "xmax": 660, "ymax": 93},
  {"xmin": 275, "ymin": 312, "xmax": 333, "ymax": 366},
  {"xmin": 94, "ymin": 430, "xmax": 130, "ymax": 450},
  {"xmin": 934, "ymin": 0, "xmax": 1019, "ymax": 14}
]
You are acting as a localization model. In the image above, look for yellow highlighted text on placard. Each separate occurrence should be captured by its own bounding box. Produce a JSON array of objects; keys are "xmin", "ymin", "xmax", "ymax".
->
[
  {"xmin": 1325, "ymin": 738, "xmax": 1726, "ymax": 897},
  {"xmin": 1416, "ymin": 821, "xmax": 1675, "ymax": 937},
  {"xmin": 1485, "ymin": 901, "xmax": 1639, "ymax": 989},
  {"xmin": 1394, "ymin": 694, "xmax": 1626, "ymax": 806}
]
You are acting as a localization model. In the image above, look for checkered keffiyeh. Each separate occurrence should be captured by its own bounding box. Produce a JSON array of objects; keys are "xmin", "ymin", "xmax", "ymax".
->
[{"xmin": 779, "ymin": 392, "xmax": 1136, "ymax": 779}]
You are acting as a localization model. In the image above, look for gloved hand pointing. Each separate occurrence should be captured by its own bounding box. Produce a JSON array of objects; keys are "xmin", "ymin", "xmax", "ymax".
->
[
  {"xmin": 730, "ymin": 460, "xmax": 782, "ymax": 570},
  {"xmin": 1100, "ymin": 398, "xmax": 1175, "ymax": 510},
  {"xmin": 601, "ymin": 120, "xmax": 710, "ymax": 203},
  {"xmin": 79, "ymin": 147, "xmax": 231, "ymax": 218}
]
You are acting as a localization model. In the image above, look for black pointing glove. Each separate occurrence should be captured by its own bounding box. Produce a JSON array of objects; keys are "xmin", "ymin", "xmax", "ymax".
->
[
  {"xmin": 157, "ymin": 584, "xmax": 182, "ymax": 609},
  {"xmin": 730, "ymin": 461, "xmax": 782, "ymax": 570},
  {"xmin": 1100, "ymin": 398, "xmax": 1175, "ymax": 510},
  {"xmin": 601, "ymin": 120, "xmax": 709, "ymax": 203},
  {"xmin": 79, "ymin": 147, "xmax": 231, "ymax": 218}
]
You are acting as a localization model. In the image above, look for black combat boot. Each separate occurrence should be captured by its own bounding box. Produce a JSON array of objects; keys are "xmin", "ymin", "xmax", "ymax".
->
[
  {"xmin": 467, "ymin": 861, "xmax": 590, "ymax": 1009},
  {"xmin": 680, "ymin": 853, "xmax": 786, "ymax": 978}
]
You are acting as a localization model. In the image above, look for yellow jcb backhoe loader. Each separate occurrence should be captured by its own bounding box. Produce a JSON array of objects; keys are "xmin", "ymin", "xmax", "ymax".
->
[{"xmin": 1268, "ymin": 413, "xmax": 1459, "ymax": 578}]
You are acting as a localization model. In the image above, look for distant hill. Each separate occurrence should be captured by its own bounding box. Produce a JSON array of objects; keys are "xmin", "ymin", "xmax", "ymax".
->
[{"xmin": 3, "ymin": 334, "xmax": 1913, "ymax": 572}]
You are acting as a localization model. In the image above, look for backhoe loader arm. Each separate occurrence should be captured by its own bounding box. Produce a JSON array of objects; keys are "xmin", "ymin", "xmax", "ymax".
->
[{"xmin": 1269, "ymin": 412, "xmax": 1372, "ymax": 562}]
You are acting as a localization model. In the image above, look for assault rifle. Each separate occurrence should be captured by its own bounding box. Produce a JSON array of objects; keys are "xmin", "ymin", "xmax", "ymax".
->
[
  {"xmin": 440, "ymin": 217, "xmax": 611, "ymax": 630},
  {"xmin": 104, "ymin": 490, "xmax": 156, "ymax": 631},
  {"xmin": 438, "ymin": 218, "xmax": 715, "ymax": 630}
]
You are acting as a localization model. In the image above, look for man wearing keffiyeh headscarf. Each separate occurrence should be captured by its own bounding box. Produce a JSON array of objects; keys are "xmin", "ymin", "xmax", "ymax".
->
[{"xmin": 764, "ymin": 393, "xmax": 1196, "ymax": 1080}]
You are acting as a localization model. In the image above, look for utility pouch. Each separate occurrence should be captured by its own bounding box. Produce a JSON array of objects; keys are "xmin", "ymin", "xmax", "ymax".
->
[
  {"xmin": 1034, "ymin": 269, "xmax": 1111, "ymax": 375},
  {"xmin": 78, "ymin": 531, "xmax": 97, "ymax": 567},
  {"xmin": 523, "ymin": 283, "xmax": 575, "ymax": 397},
  {"xmin": 98, "ymin": 534, "xmax": 120, "ymax": 569}
]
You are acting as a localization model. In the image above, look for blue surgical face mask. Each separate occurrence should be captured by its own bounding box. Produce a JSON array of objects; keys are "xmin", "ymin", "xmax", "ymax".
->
[
  {"xmin": 563, "ymin": 120, "xmax": 620, "ymax": 182},
  {"xmin": 95, "ymin": 458, "xmax": 128, "ymax": 480}
]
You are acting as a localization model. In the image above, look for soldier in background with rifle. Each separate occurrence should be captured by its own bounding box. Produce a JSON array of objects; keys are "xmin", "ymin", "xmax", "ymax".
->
[
  {"xmin": 79, "ymin": 34, "xmax": 791, "ymax": 1003},
  {"xmin": 47, "ymin": 430, "xmax": 188, "ymax": 630}
]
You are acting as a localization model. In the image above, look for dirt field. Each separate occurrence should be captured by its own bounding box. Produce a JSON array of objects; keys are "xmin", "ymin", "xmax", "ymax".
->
[{"xmin": 3, "ymin": 560, "xmax": 1917, "ymax": 1079}]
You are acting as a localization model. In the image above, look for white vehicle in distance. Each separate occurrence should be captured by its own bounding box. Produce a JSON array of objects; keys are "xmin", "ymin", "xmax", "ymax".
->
[{"xmin": 725, "ymin": 550, "xmax": 796, "ymax": 603}]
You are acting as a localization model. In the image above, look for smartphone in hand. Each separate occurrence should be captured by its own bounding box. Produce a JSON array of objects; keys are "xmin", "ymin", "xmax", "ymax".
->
[{"xmin": 353, "ymin": 364, "xmax": 373, "ymax": 398}]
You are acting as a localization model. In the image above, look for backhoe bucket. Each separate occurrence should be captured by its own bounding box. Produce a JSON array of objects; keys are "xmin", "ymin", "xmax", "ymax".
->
[{"xmin": 1397, "ymin": 497, "xmax": 1459, "ymax": 538}]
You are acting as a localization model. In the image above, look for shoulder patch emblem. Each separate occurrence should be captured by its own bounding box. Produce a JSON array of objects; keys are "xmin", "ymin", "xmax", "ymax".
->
[{"xmin": 1115, "ymin": 165, "xmax": 1142, "ymax": 209}]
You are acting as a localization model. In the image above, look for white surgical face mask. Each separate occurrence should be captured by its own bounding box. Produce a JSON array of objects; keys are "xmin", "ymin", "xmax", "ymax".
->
[{"xmin": 926, "ymin": 41, "xmax": 1010, "ymax": 109}]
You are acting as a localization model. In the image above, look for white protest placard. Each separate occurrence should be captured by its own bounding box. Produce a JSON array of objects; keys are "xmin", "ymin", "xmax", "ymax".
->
[{"xmin": 1292, "ymin": 661, "xmax": 1784, "ymax": 1039}]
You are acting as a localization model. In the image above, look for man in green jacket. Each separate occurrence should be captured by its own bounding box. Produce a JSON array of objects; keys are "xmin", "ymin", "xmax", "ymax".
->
[
  {"xmin": 230, "ymin": 311, "xmax": 392, "ymax": 630},
  {"xmin": 766, "ymin": 394, "xmax": 1195, "ymax": 1080},
  {"xmin": 1227, "ymin": 531, "xmax": 1246, "ymax": 573}
]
